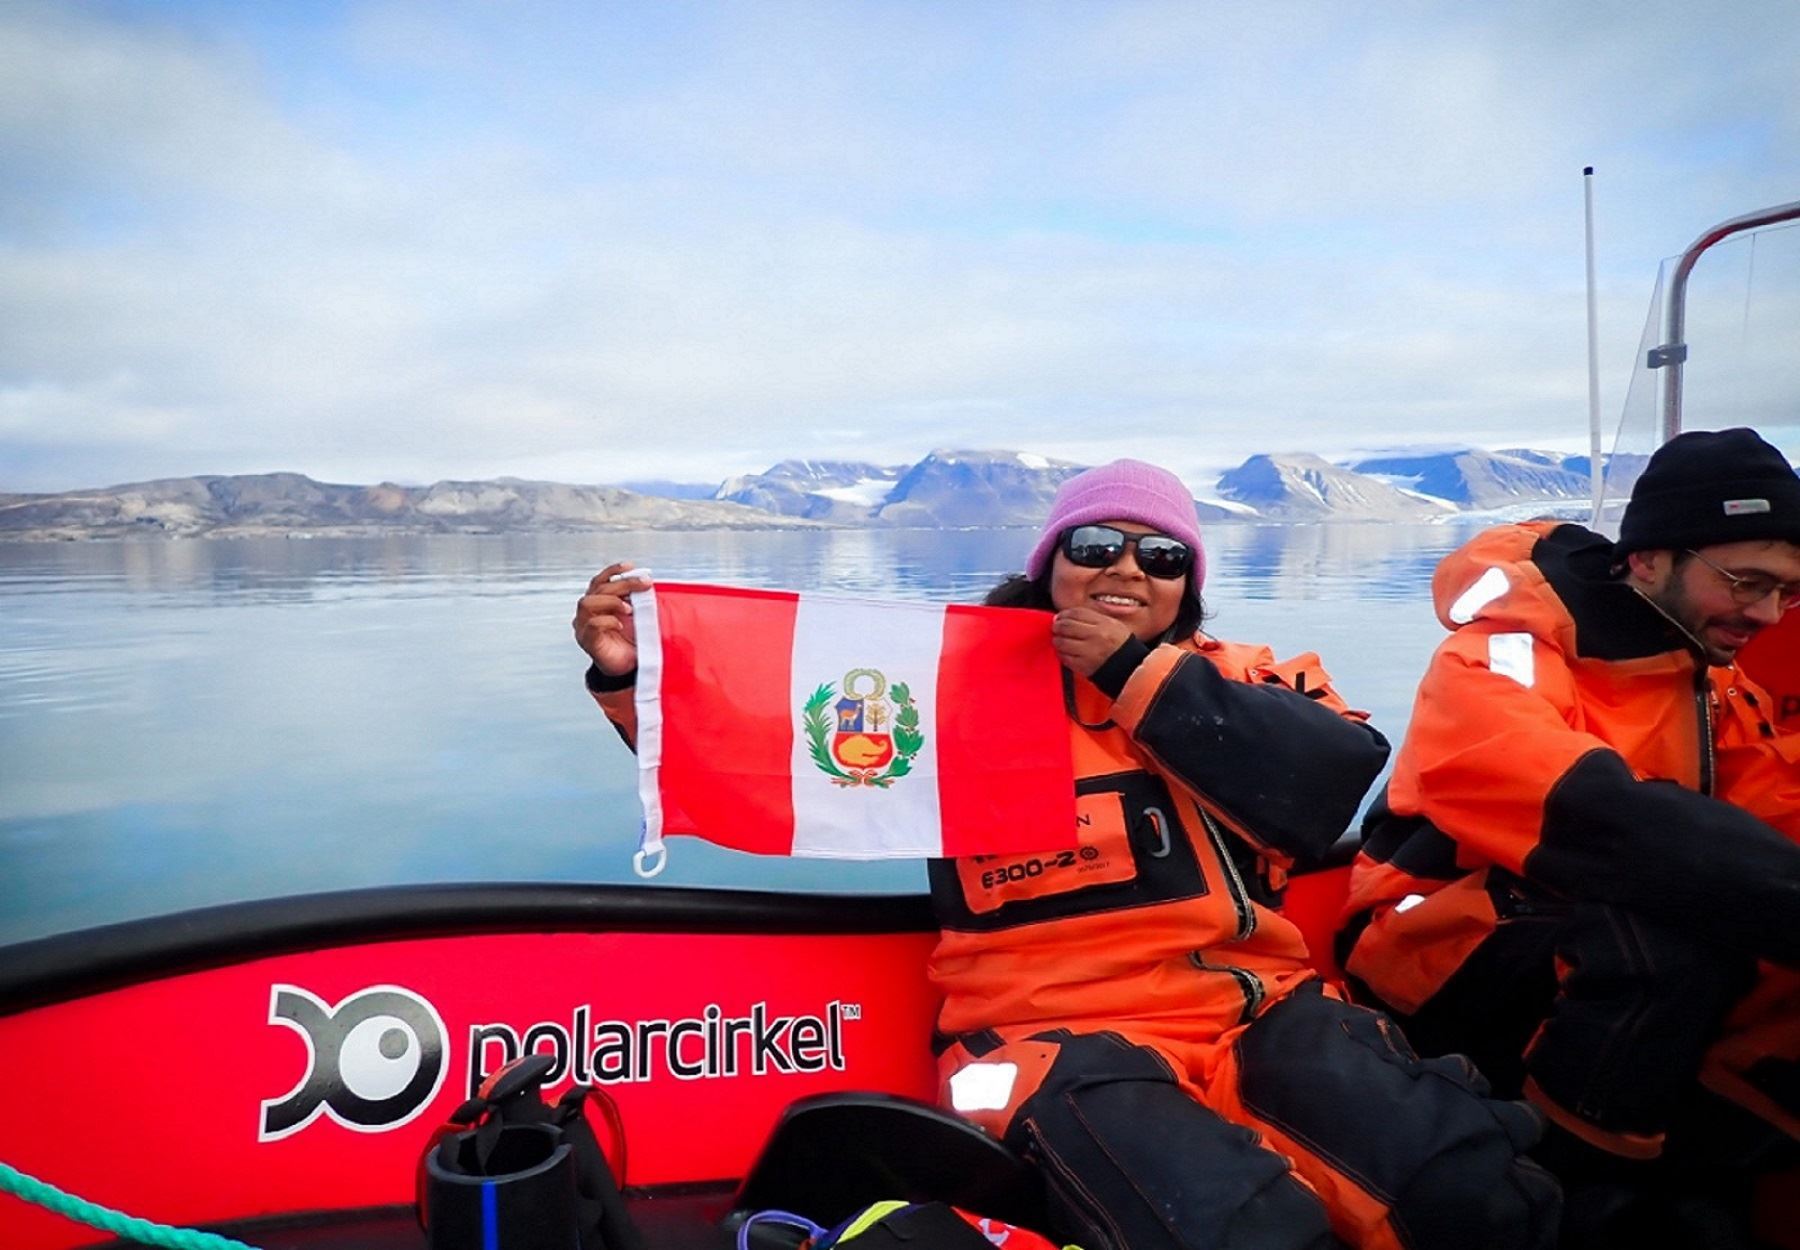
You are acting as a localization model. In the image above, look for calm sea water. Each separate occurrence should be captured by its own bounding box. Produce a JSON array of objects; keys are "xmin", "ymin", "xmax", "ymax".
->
[{"xmin": 0, "ymin": 524, "xmax": 1483, "ymax": 944}]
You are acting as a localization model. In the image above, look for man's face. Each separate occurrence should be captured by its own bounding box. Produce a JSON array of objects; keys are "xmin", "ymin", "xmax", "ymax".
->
[{"xmin": 1629, "ymin": 538, "xmax": 1800, "ymax": 665}]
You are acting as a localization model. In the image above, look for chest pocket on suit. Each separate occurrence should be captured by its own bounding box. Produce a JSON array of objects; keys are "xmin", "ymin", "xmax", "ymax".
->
[{"xmin": 929, "ymin": 771, "xmax": 1210, "ymax": 931}]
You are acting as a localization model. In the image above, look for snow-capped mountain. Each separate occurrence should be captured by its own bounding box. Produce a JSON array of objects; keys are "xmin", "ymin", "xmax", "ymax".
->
[
  {"xmin": 872, "ymin": 450, "xmax": 1088, "ymax": 527},
  {"xmin": 3, "ymin": 447, "xmax": 1667, "ymax": 539},
  {"xmin": 1341, "ymin": 447, "xmax": 1641, "ymax": 510},
  {"xmin": 714, "ymin": 460, "xmax": 906, "ymax": 522},
  {"xmin": 1217, "ymin": 454, "xmax": 1450, "ymax": 520}
]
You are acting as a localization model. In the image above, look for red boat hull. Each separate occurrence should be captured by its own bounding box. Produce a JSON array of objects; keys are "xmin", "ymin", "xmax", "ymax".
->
[{"xmin": 0, "ymin": 887, "xmax": 941, "ymax": 1248}]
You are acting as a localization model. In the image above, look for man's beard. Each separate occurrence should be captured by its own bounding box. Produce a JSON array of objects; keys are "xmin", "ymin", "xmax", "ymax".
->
[{"xmin": 1643, "ymin": 579, "xmax": 1761, "ymax": 667}]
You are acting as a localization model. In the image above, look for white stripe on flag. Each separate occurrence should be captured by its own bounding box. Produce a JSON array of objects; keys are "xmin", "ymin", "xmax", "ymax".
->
[
  {"xmin": 634, "ymin": 583, "xmax": 668, "ymax": 851},
  {"xmin": 788, "ymin": 595, "xmax": 946, "ymax": 857}
]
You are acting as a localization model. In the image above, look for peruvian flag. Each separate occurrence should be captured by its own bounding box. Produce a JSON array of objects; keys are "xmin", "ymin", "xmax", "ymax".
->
[{"xmin": 634, "ymin": 582, "xmax": 1077, "ymax": 860}]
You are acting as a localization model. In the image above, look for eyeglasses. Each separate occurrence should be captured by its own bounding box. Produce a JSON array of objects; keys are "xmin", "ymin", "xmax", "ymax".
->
[
  {"xmin": 1685, "ymin": 549, "xmax": 1800, "ymax": 610},
  {"xmin": 1060, "ymin": 525, "xmax": 1194, "ymax": 580}
]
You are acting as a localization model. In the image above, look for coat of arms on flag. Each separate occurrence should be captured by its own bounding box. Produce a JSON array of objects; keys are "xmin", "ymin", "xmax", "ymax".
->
[
  {"xmin": 631, "ymin": 582, "xmax": 1077, "ymax": 869},
  {"xmin": 806, "ymin": 668, "xmax": 922, "ymax": 787}
]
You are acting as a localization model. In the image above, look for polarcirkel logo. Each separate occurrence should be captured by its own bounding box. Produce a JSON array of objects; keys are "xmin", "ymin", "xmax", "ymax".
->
[
  {"xmin": 259, "ymin": 984, "xmax": 448, "ymax": 1140},
  {"xmin": 466, "ymin": 999, "xmax": 859, "ymax": 1097},
  {"xmin": 260, "ymin": 984, "xmax": 861, "ymax": 1138}
]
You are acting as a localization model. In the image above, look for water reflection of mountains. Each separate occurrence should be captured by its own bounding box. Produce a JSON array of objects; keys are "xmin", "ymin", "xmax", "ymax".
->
[
  {"xmin": 0, "ymin": 524, "xmax": 1491, "ymax": 608},
  {"xmin": 1216, "ymin": 522, "xmax": 1488, "ymax": 604}
]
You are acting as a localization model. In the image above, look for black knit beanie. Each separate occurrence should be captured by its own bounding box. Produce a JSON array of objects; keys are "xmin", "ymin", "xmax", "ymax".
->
[{"xmin": 1618, "ymin": 427, "xmax": 1800, "ymax": 554}]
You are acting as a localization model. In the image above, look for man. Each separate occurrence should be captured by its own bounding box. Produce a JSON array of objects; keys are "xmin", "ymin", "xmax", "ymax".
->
[{"xmin": 1337, "ymin": 428, "xmax": 1800, "ymax": 1242}]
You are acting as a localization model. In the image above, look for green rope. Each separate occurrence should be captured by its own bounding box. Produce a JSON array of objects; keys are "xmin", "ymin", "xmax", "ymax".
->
[{"xmin": 0, "ymin": 1161, "xmax": 261, "ymax": 1250}]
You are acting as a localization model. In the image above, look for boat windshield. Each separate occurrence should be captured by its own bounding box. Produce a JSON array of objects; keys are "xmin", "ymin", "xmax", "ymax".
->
[{"xmin": 1599, "ymin": 219, "xmax": 1800, "ymax": 531}]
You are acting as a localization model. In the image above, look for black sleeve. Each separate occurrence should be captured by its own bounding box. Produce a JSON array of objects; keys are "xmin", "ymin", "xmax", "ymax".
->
[
  {"xmin": 585, "ymin": 663, "xmax": 638, "ymax": 693},
  {"xmin": 1530, "ymin": 748, "xmax": 1800, "ymax": 965},
  {"xmin": 1089, "ymin": 636, "xmax": 1152, "ymax": 699},
  {"xmin": 1131, "ymin": 652, "xmax": 1391, "ymax": 860},
  {"xmin": 584, "ymin": 664, "xmax": 638, "ymax": 750}
]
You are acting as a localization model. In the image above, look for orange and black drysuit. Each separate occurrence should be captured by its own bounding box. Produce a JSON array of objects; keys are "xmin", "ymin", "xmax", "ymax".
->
[
  {"xmin": 929, "ymin": 632, "xmax": 1558, "ymax": 1250},
  {"xmin": 1338, "ymin": 521, "xmax": 1800, "ymax": 1166}
]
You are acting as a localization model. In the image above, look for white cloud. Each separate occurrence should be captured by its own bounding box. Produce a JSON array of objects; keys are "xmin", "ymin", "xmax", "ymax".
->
[{"xmin": 2, "ymin": 1, "xmax": 1797, "ymax": 491}]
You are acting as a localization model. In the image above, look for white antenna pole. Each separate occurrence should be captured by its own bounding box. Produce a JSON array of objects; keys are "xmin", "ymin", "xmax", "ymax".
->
[{"xmin": 1584, "ymin": 166, "xmax": 1604, "ymax": 525}]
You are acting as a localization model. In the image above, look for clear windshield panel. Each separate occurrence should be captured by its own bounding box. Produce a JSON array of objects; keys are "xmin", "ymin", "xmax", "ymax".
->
[
  {"xmin": 1600, "ymin": 222, "xmax": 1800, "ymax": 533},
  {"xmin": 1681, "ymin": 221, "xmax": 1800, "ymax": 451},
  {"xmin": 1596, "ymin": 263, "xmax": 1666, "ymax": 534}
]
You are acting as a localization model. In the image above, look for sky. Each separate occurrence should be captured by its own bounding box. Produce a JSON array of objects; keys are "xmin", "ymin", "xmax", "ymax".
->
[{"xmin": 3, "ymin": 0, "xmax": 1798, "ymax": 493}]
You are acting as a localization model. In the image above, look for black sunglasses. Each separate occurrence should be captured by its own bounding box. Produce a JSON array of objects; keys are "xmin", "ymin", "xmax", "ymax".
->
[{"xmin": 1060, "ymin": 525, "xmax": 1194, "ymax": 580}]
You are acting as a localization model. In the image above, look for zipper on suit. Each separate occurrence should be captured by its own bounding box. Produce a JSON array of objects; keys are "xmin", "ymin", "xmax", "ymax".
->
[
  {"xmin": 1694, "ymin": 666, "xmax": 1716, "ymax": 797},
  {"xmin": 1188, "ymin": 807, "xmax": 1264, "ymax": 1023},
  {"xmin": 1187, "ymin": 951, "xmax": 1266, "ymax": 1023},
  {"xmin": 1197, "ymin": 807, "xmax": 1257, "ymax": 941}
]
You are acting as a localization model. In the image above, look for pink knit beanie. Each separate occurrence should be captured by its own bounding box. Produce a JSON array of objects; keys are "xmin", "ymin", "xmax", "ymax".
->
[{"xmin": 1024, "ymin": 459, "xmax": 1206, "ymax": 597}]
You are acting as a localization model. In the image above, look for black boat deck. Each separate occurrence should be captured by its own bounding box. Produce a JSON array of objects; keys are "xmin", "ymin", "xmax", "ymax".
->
[
  {"xmin": 88, "ymin": 1185, "xmax": 755, "ymax": 1250},
  {"xmin": 72, "ymin": 1089, "xmax": 1045, "ymax": 1250}
]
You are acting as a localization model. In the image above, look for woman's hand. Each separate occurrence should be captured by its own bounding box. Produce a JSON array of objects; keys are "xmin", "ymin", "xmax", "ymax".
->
[
  {"xmin": 1052, "ymin": 607, "xmax": 1134, "ymax": 678},
  {"xmin": 575, "ymin": 562, "xmax": 650, "ymax": 675}
]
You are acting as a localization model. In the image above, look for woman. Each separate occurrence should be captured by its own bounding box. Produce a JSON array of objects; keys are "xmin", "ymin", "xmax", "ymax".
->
[
  {"xmin": 923, "ymin": 460, "xmax": 1557, "ymax": 1250},
  {"xmin": 574, "ymin": 460, "xmax": 1557, "ymax": 1250}
]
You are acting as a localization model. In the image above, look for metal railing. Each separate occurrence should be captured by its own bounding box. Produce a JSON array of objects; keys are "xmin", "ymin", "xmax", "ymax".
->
[{"xmin": 1654, "ymin": 199, "xmax": 1800, "ymax": 441}]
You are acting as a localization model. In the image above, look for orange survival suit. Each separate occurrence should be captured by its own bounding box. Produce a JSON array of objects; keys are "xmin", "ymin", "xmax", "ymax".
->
[
  {"xmin": 927, "ymin": 631, "xmax": 1558, "ymax": 1250},
  {"xmin": 1339, "ymin": 521, "xmax": 1800, "ymax": 1165}
]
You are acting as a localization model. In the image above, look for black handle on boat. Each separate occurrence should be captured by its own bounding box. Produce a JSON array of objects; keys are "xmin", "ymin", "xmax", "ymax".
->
[{"xmin": 478, "ymin": 1052, "xmax": 559, "ymax": 1105}]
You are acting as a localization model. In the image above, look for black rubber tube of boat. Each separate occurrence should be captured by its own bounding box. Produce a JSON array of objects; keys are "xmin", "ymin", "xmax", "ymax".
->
[
  {"xmin": 0, "ymin": 836, "xmax": 1360, "ymax": 1016},
  {"xmin": 0, "ymin": 882, "xmax": 937, "ymax": 1015}
]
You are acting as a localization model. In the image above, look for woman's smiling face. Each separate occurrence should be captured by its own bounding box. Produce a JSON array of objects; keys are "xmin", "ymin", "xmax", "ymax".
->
[{"xmin": 1048, "ymin": 519, "xmax": 1186, "ymax": 643}]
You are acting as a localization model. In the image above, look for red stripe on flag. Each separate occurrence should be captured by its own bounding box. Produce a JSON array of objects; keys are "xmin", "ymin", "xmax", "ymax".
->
[
  {"xmin": 935, "ymin": 604, "xmax": 1076, "ymax": 857},
  {"xmin": 654, "ymin": 584, "xmax": 798, "ymax": 854}
]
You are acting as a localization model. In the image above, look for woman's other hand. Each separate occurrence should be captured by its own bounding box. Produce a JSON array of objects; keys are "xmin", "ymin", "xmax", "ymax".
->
[
  {"xmin": 1052, "ymin": 607, "xmax": 1134, "ymax": 678},
  {"xmin": 575, "ymin": 562, "xmax": 649, "ymax": 675}
]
